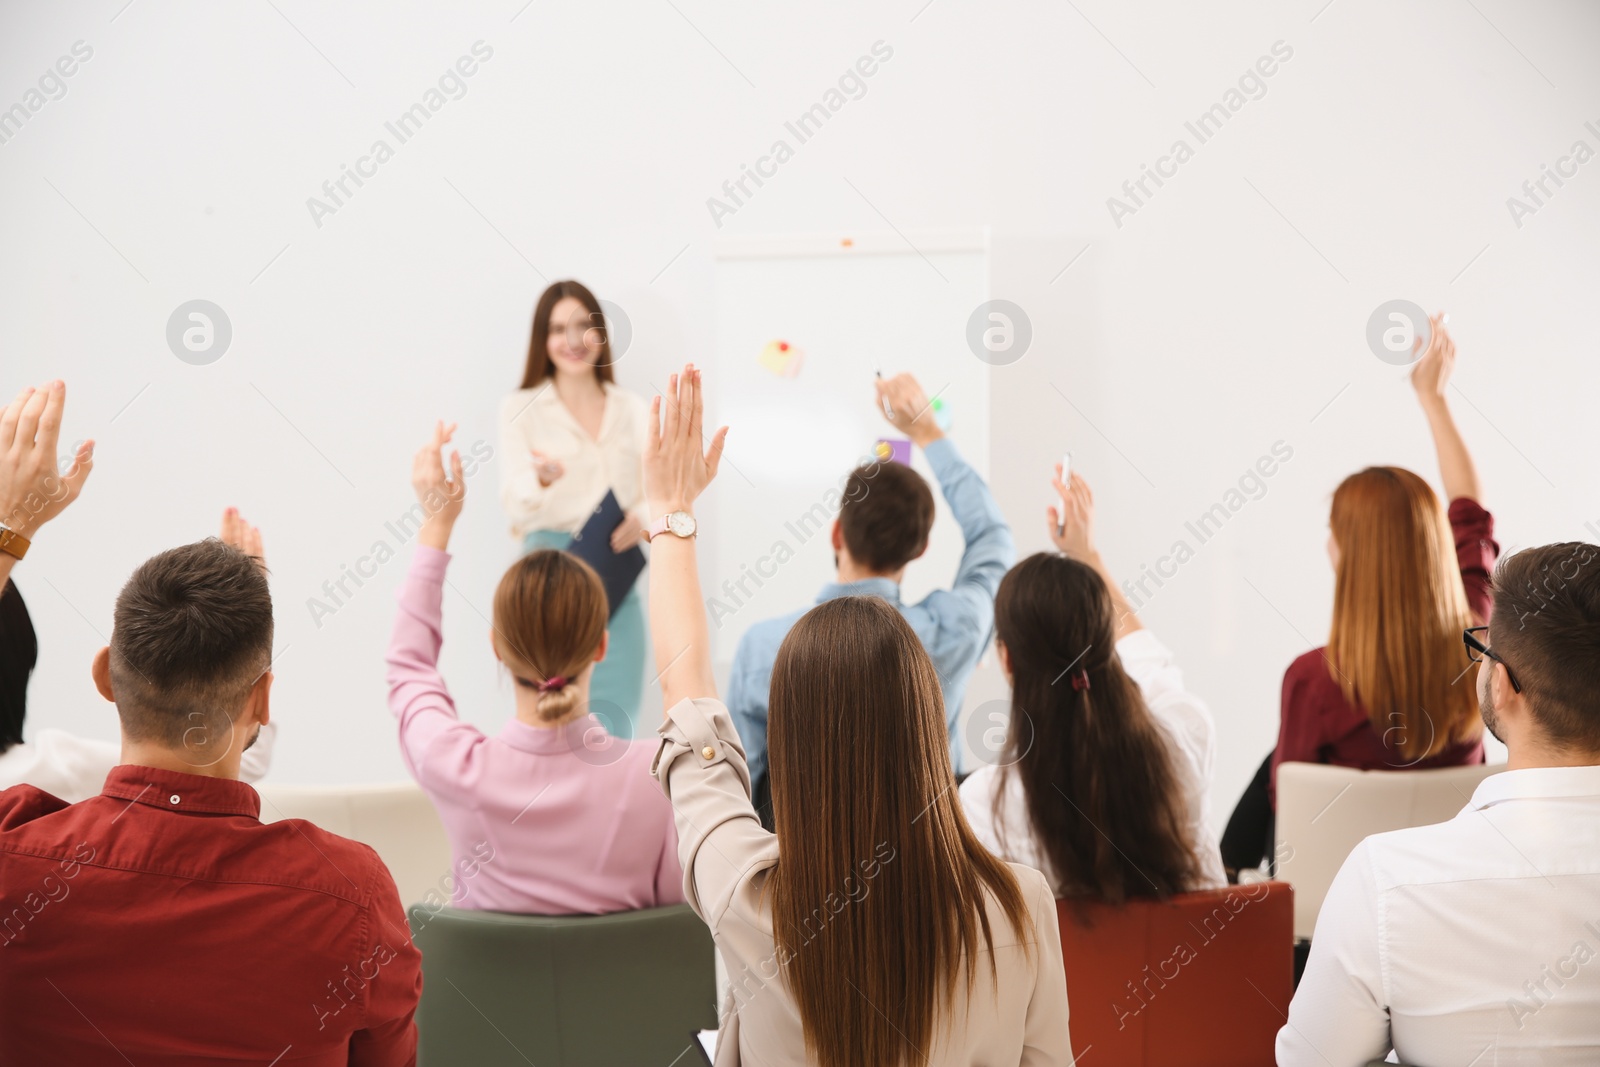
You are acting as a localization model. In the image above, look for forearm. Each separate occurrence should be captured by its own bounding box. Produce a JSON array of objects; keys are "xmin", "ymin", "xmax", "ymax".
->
[
  {"xmin": 649, "ymin": 536, "xmax": 718, "ymax": 712},
  {"xmin": 1087, "ymin": 550, "xmax": 1144, "ymax": 640},
  {"xmin": 1422, "ymin": 395, "xmax": 1481, "ymax": 503}
]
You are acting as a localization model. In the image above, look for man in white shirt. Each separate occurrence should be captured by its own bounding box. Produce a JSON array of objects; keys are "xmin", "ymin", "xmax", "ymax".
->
[
  {"xmin": 0, "ymin": 381, "xmax": 274, "ymax": 802},
  {"xmin": 1279, "ymin": 540, "xmax": 1600, "ymax": 1067}
]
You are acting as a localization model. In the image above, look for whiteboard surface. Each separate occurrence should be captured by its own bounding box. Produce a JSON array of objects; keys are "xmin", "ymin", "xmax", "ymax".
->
[{"xmin": 706, "ymin": 232, "xmax": 991, "ymax": 664}]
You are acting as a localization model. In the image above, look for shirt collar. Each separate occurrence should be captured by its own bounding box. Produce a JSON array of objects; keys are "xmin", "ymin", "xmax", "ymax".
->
[
  {"xmin": 101, "ymin": 764, "xmax": 261, "ymax": 818},
  {"xmin": 1469, "ymin": 764, "xmax": 1600, "ymax": 810},
  {"xmin": 817, "ymin": 577, "xmax": 901, "ymax": 605},
  {"xmin": 498, "ymin": 714, "xmax": 619, "ymax": 757}
]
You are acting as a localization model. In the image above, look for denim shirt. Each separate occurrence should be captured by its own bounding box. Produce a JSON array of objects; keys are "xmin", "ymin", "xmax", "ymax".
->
[{"xmin": 726, "ymin": 437, "xmax": 1015, "ymax": 781}]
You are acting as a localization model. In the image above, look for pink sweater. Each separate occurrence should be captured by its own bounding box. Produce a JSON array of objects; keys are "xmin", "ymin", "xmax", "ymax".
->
[{"xmin": 385, "ymin": 546, "xmax": 683, "ymax": 915}]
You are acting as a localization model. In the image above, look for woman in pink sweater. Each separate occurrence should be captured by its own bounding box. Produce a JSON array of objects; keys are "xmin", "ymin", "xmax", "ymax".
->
[{"xmin": 384, "ymin": 421, "xmax": 683, "ymax": 915}]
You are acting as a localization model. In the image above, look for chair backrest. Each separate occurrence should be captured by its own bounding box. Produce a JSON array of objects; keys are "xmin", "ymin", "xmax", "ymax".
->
[
  {"xmin": 407, "ymin": 903, "xmax": 718, "ymax": 1066},
  {"xmin": 1056, "ymin": 882, "xmax": 1293, "ymax": 1067},
  {"xmin": 256, "ymin": 781, "xmax": 452, "ymax": 907},
  {"xmin": 1275, "ymin": 761, "xmax": 1502, "ymax": 939}
]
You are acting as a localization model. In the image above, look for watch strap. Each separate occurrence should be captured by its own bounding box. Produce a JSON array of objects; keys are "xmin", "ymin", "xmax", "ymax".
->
[{"xmin": 0, "ymin": 527, "xmax": 30, "ymax": 561}]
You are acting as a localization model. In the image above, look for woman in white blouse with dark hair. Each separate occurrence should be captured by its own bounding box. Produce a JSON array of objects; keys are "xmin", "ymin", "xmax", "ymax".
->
[
  {"xmin": 959, "ymin": 467, "xmax": 1226, "ymax": 902},
  {"xmin": 499, "ymin": 279, "xmax": 652, "ymax": 737}
]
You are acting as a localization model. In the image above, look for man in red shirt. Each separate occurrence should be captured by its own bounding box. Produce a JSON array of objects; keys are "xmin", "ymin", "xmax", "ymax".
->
[{"xmin": 0, "ymin": 381, "xmax": 422, "ymax": 1064}]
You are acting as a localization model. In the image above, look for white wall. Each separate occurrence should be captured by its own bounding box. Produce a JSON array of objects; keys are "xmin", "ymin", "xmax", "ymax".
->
[{"xmin": 3, "ymin": 0, "xmax": 1597, "ymax": 831}]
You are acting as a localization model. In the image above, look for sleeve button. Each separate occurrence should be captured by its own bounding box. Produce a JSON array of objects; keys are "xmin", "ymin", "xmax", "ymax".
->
[{"xmin": 701, "ymin": 746, "xmax": 715, "ymax": 760}]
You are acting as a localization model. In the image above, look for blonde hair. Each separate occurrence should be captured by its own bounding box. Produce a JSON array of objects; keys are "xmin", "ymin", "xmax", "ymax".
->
[
  {"xmin": 1327, "ymin": 467, "xmax": 1481, "ymax": 762},
  {"xmin": 491, "ymin": 550, "xmax": 606, "ymax": 723}
]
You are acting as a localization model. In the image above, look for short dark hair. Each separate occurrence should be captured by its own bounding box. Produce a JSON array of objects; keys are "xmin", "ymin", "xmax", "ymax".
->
[
  {"xmin": 838, "ymin": 462, "xmax": 935, "ymax": 573},
  {"xmin": 110, "ymin": 539, "xmax": 273, "ymax": 747},
  {"xmin": 1491, "ymin": 541, "xmax": 1600, "ymax": 752}
]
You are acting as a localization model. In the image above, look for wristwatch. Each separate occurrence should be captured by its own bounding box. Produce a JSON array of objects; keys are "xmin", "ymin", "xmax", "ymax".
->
[
  {"xmin": 645, "ymin": 510, "xmax": 697, "ymax": 542},
  {"xmin": 0, "ymin": 522, "xmax": 29, "ymax": 561}
]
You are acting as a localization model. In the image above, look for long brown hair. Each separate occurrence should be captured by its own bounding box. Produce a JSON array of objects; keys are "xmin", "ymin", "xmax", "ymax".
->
[
  {"xmin": 767, "ymin": 596, "xmax": 1030, "ymax": 1067},
  {"xmin": 519, "ymin": 280, "xmax": 617, "ymax": 389},
  {"xmin": 993, "ymin": 553, "xmax": 1202, "ymax": 906},
  {"xmin": 491, "ymin": 550, "xmax": 606, "ymax": 722},
  {"xmin": 1327, "ymin": 467, "xmax": 1481, "ymax": 762}
]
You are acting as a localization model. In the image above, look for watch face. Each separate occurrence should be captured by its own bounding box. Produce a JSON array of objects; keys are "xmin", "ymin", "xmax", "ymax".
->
[{"xmin": 667, "ymin": 511, "xmax": 697, "ymax": 538}]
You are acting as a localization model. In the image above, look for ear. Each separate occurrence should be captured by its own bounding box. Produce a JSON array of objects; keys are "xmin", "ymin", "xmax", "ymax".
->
[
  {"xmin": 594, "ymin": 631, "xmax": 610, "ymax": 664},
  {"xmin": 245, "ymin": 670, "xmax": 273, "ymax": 728},
  {"xmin": 996, "ymin": 640, "xmax": 1012, "ymax": 679},
  {"xmin": 830, "ymin": 519, "xmax": 844, "ymax": 553},
  {"xmin": 1492, "ymin": 661, "xmax": 1530, "ymax": 727},
  {"xmin": 92, "ymin": 647, "xmax": 114, "ymax": 702}
]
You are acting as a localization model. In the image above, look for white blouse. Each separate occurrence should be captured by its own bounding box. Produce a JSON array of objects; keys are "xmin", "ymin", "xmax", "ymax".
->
[
  {"xmin": 959, "ymin": 629, "xmax": 1227, "ymax": 894},
  {"xmin": 497, "ymin": 381, "xmax": 650, "ymax": 540}
]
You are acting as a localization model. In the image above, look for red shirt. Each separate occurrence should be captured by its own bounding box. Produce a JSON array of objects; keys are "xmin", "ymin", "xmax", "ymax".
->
[
  {"xmin": 0, "ymin": 765, "xmax": 422, "ymax": 1065},
  {"xmin": 1269, "ymin": 497, "xmax": 1498, "ymax": 808}
]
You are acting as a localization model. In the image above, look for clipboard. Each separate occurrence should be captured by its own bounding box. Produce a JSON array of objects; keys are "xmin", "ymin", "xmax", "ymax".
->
[{"xmin": 566, "ymin": 490, "xmax": 647, "ymax": 619}]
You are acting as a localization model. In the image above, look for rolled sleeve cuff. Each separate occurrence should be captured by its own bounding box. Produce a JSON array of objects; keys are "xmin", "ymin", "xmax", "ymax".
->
[{"xmin": 653, "ymin": 697, "xmax": 753, "ymax": 799}]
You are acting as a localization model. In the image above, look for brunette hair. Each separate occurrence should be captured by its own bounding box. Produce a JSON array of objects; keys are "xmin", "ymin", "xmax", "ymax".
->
[
  {"xmin": 0, "ymin": 580, "xmax": 37, "ymax": 754},
  {"xmin": 519, "ymin": 280, "xmax": 617, "ymax": 389},
  {"xmin": 993, "ymin": 553, "xmax": 1202, "ymax": 906},
  {"xmin": 1327, "ymin": 467, "xmax": 1481, "ymax": 762},
  {"xmin": 767, "ymin": 596, "xmax": 1030, "ymax": 1067},
  {"xmin": 109, "ymin": 539, "xmax": 273, "ymax": 746},
  {"xmin": 1489, "ymin": 542, "xmax": 1600, "ymax": 752},
  {"xmin": 492, "ymin": 550, "xmax": 607, "ymax": 722},
  {"xmin": 837, "ymin": 462, "xmax": 935, "ymax": 573}
]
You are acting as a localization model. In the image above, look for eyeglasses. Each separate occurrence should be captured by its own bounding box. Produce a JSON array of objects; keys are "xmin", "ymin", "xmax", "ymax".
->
[{"xmin": 1463, "ymin": 626, "xmax": 1522, "ymax": 693}]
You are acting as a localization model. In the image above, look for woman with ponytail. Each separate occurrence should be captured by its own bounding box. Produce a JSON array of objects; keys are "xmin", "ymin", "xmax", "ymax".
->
[
  {"xmin": 385, "ymin": 421, "xmax": 682, "ymax": 915},
  {"xmin": 960, "ymin": 467, "xmax": 1226, "ymax": 901}
]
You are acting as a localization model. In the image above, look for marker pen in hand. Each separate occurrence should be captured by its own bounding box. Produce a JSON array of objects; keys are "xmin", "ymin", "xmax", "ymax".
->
[{"xmin": 876, "ymin": 369, "xmax": 894, "ymax": 418}]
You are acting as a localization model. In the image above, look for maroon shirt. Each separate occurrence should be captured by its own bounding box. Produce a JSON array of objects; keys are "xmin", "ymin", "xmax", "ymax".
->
[
  {"xmin": 0, "ymin": 765, "xmax": 422, "ymax": 1065},
  {"xmin": 1269, "ymin": 498, "xmax": 1498, "ymax": 808}
]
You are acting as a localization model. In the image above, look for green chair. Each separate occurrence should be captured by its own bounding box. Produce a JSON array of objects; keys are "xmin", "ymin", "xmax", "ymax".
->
[{"xmin": 407, "ymin": 903, "xmax": 718, "ymax": 1067}]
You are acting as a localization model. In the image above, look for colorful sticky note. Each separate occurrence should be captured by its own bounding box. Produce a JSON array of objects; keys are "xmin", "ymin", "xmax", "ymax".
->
[
  {"xmin": 873, "ymin": 437, "xmax": 912, "ymax": 465},
  {"xmin": 758, "ymin": 339, "xmax": 804, "ymax": 378},
  {"xmin": 930, "ymin": 396, "xmax": 952, "ymax": 431}
]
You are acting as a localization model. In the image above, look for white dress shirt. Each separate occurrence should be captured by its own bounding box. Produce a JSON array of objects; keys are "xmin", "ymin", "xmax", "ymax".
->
[
  {"xmin": 960, "ymin": 628, "xmax": 1227, "ymax": 895},
  {"xmin": 1279, "ymin": 764, "xmax": 1600, "ymax": 1067},
  {"xmin": 0, "ymin": 722, "xmax": 277, "ymax": 804},
  {"xmin": 497, "ymin": 381, "xmax": 650, "ymax": 540}
]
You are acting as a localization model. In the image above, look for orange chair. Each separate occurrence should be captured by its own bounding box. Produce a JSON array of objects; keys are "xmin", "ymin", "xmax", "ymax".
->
[{"xmin": 1057, "ymin": 882, "xmax": 1294, "ymax": 1067}]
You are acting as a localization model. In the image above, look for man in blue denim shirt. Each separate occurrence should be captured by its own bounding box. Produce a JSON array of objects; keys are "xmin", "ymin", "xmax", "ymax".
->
[{"xmin": 726, "ymin": 374, "xmax": 1015, "ymax": 821}]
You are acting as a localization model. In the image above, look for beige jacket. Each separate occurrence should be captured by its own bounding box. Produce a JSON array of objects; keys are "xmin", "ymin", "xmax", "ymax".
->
[{"xmin": 653, "ymin": 696, "xmax": 1074, "ymax": 1066}]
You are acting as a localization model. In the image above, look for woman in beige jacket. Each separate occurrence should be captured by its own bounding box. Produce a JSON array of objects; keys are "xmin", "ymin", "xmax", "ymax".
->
[{"xmin": 641, "ymin": 366, "xmax": 1072, "ymax": 1067}]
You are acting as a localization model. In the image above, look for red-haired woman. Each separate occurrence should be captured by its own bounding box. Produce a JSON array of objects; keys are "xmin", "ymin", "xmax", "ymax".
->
[{"xmin": 1221, "ymin": 314, "xmax": 1497, "ymax": 877}]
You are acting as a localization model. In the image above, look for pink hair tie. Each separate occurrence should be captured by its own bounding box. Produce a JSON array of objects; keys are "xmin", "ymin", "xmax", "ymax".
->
[
  {"xmin": 1070, "ymin": 670, "xmax": 1091, "ymax": 692},
  {"xmin": 537, "ymin": 676, "xmax": 569, "ymax": 693}
]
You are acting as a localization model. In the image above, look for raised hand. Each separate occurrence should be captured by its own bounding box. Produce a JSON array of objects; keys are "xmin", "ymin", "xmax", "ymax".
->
[
  {"xmin": 644, "ymin": 364, "xmax": 727, "ymax": 518},
  {"xmin": 1047, "ymin": 466, "xmax": 1095, "ymax": 561},
  {"xmin": 1410, "ymin": 312, "xmax": 1455, "ymax": 405},
  {"xmin": 0, "ymin": 380, "xmax": 94, "ymax": 539},
  {"xmin": 874, "ymin": 372, "xmax": 943, "ymax": 448},
  {"xmin": 412, "ymin": 420, "xmax": 466, "ymax": 550},
  {"xmin": 219, "ymin": 507, "xmax": 266, "ymax": 570},
  {"xmin": 530, "ymin": 449, "xmax": 565, "ymax": 488}
]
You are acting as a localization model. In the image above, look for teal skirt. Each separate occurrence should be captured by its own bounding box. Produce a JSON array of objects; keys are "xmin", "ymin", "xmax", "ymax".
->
[{"xmin": 520, "ymin": 529, "xmax": 646, "ymax": 739}]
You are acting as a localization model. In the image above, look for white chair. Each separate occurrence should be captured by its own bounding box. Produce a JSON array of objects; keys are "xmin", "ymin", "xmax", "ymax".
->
[
  {"xmin": 1275, "ymin": 761, "xmax": 1503, "ymax": 940},
  {"xmin": 256, "ymin": 781, "xmax": 452, "ymax": 907}
]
